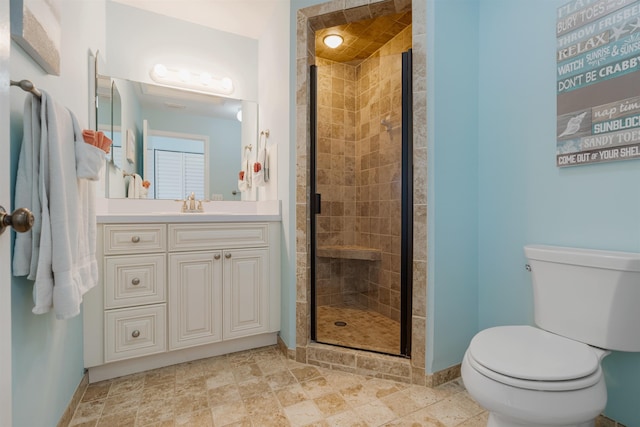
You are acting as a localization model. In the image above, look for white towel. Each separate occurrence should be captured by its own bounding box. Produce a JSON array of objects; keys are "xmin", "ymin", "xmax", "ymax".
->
[
  {"xmin": 13, "ymin": 91, "xmax": 105, "ymax": 319},
  {"xmin": 252, "ymin": 134, "xmax": 267, "ymax": 187},
  {"xmin": 127, "ymin": 173, "xmax": 143, "ymax": 198},
  {"xmin": 238, "ymin": 148, "xmax": 252, "ymax": 192},
  {"xmin": 13, "ymin": 95, "xmax": 43, "ymax": 279}
]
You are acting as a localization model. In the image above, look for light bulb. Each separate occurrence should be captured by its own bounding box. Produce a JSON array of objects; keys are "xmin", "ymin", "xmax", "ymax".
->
[
  {"xmin": 236, "ymin": 110, "xmax": 242, "ymax": 122},
  {"xmin": 323, "ymin": 34, "xmax": 343, "ymax": 48},
  {"xmin": 178, "ymin": 69, "xmax": 191, "ymax": 82},
  {"xmin": 152, "ymin": 64, "xmax": 167, "ymax": 78},
  {"xmin": 200, "ymin": 72, "xmax": 212, "ymax": 86}
]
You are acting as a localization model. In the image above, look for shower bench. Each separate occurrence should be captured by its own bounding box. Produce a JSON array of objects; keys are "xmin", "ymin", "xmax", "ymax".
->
[{"xmin": 316, "ymin": 245, "xmax": 381, "ymax": 261}]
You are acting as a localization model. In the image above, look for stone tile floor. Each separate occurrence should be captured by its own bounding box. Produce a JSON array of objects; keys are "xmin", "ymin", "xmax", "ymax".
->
[
  {"xmin": 316, "ymin": 305, "xmax": 401, "ymax": 356},
  {"xmin": 69, "ymin": 345, "xmax": 488, "ymax": 426}
]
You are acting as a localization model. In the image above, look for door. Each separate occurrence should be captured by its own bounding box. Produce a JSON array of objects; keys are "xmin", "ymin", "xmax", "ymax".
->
[
  {"xmin": 168, "ymin": 251, "xmax": 223, "ymax": 349},
  {"xmin": 310, "ymin": 49, "xmax": 413, "ymax": 356},
  {"xmin": 223, "ymin": 248, "xmax": 269, "ymax": 339},
  {"xmin": 1, "ymin": 0, "xmax": 13, "ymax": 422}
]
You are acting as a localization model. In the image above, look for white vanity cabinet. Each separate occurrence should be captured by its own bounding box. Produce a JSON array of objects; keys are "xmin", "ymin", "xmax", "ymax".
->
[{"xmin": 84, "ymin": 220, "xmax": 281, "ymax": 382}]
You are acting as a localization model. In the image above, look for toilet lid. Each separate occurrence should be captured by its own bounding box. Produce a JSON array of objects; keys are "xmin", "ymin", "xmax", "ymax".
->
[{"xmin": 468, "ymin": 325, "xmax": 600, "ymax": 382}]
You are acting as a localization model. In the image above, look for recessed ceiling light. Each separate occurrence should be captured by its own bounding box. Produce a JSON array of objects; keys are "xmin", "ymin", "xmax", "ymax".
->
[{"xmin": 323, "ymin": 34, "xmax": 343, "ymax": 49}]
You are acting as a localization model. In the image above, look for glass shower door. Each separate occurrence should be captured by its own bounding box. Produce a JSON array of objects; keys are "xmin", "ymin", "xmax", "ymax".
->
[{"xmin": 311, "ymin": 50, "xmax": 412, "ymax": 356}]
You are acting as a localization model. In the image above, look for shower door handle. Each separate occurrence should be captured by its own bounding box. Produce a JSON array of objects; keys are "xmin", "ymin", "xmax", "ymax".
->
[{"xmin": 314, "ymin": 193, "xmax": 322, "ymax": 214}]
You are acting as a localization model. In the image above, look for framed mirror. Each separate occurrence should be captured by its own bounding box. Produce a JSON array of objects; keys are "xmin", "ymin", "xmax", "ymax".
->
[
  {"xmin": 97, "ymin": 0, "xmax": 263, "ymax": 201},
  {"xmin": 96, "ymin": 74, "xmax": 258, "ymax": 200}
]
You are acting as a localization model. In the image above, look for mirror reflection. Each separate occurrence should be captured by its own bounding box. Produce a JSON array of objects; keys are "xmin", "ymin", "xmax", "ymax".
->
[
  {"xmin": 97, "ymin": 0, "xmax": 269, "ymax": 202},
  {"xmin": 97, "ymin": 75, "xmax": 258, "ymax": 200}
]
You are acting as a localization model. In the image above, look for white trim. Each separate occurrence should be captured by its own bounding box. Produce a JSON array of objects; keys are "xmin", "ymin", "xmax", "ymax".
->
[
  {"xmin": 0, "ymin": 0, "xmax": 13, "ymax": 421},
  {"xmin": 87, "ymin": 332, "xmax": 277, "ymax": 383}
]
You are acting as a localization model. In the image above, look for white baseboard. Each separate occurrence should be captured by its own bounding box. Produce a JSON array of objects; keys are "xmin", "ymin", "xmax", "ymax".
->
[{"xmin": 87, "ymin": 332, "xmax": 277, "ymax": 383}]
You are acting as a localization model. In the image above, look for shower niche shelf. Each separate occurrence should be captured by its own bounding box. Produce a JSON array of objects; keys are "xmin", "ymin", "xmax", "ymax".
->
[{"xmin": 317, "ymin": 245, "xmax": 381, "ymax": 261}]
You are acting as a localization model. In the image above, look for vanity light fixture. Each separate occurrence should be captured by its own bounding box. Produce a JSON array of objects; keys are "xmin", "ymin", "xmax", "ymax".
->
[
  {"xmin": 323, "ymin": 34, "xmax": 343, "ymax": 49},
  {"xmin": 236, "ymin": 109, "xmax": 243, "ymax": 122},
  {"xmin": 150, "ymin": 63, "xmax": 234, "ymax": 95}
]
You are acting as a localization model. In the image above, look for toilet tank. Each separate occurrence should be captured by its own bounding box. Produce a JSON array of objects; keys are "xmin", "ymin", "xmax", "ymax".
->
[{"xmin": 524, "ymin": 244, "xmax": 640, "ymax": 352}]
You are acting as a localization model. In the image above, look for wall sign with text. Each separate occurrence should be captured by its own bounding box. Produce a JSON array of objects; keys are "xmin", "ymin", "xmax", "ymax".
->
[{"xmin": 556, "ymin": 0, "xmax": 640, "ymax": 167}]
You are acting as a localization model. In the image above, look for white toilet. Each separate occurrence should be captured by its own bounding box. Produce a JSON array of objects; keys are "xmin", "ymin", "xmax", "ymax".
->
[{"xmin": 461, "ymin": 244, "xmax": 640, "ymax": 427}]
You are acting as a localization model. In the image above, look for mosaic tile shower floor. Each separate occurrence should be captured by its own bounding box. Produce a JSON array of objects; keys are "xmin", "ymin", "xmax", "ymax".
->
[
  {"xmin": 315, "ymin": 305, "xmax": 401, "ymax": 355},
  {"xmin": 69, "ymin": 346, "xmax": 487, "ymax": 426}
]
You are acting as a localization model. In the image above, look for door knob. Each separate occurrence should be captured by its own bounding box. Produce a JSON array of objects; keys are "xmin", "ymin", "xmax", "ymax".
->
[{"xmin": 0, "ymin": 206, "xmax": 34, "ymax": 236}]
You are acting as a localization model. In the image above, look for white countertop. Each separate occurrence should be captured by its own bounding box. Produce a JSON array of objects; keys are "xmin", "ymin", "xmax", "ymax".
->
[
  {"xmin": 97, "ymin": 213, "xmax": 281, "ymax": 223},
  {"xmin": 95, "ymin": 199, "xmax": 281, "ymax": 223}
]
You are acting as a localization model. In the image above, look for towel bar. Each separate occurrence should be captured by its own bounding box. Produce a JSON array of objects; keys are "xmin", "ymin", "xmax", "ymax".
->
[{"xmin": 10, "ymin": 79, "xmax": 42, "ymax": 98}]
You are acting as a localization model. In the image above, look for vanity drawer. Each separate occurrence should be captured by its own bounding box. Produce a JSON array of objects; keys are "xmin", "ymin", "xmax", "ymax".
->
[
  {"xmin": 105, "ymin": 304, "xmax": 166, "ymax": 362},
  {"xmin": 168, "ymin": 223, "xmax": 269, "ymax": 251},
  {"xmin": 103, "ymin": 224, "xmax": 166, "ymax": 254},
  {"xmin": 104, "ymin": 254, "xmax": 166, "ymax": 309}
]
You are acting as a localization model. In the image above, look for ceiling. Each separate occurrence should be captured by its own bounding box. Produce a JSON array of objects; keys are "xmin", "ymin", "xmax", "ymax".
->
[
  {"xmin": 111, "ymin": 0, "xmax": 281, "ymax": 39},
  {"xmin": 108, "ymin": 1, "xmax": 411, "ymax": 111},
  {"xmin": 316, "ymin": 11, "xmax": 412, "ymax": 64}
]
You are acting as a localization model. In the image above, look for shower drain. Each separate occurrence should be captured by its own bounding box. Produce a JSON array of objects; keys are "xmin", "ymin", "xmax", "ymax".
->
[{"xmin": 334, "ymin": 321, "xmax": 347, "ymax": 327}]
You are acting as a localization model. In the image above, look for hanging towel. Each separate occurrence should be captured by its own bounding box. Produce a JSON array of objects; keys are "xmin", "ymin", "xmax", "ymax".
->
[
  {"xmin": 13, "ymin": 90, "xmax": 106, "ymax": 320},
  {"xmin": 127, "ymin": 173, "xmax": 143, "ymax": 198},
  {"xmin": 82, "ymin": 129, "xmax": 112, "ymax": 154},
  {"xmin": 238, "ymin": 147, "xmax": 252, "ymax": 192},
  {"xmin": 13, "ymin": 95, "xmax": 43, "ymax": 280},
  {"xmin": 252, "ymin": 133, "xmax": 268, "ymax": 187}
]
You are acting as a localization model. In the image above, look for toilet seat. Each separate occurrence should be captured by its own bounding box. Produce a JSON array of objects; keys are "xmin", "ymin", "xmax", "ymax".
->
[{"xmin": 467, "ymin": 325, "xmax": 603, "ymax": 392}]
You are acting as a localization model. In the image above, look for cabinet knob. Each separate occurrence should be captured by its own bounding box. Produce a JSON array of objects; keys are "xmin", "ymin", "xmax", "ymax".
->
[
  {"xmin": 131, "ymin": 278, "xmax": 140, "ymax": 286},
  {"xmin": 225, "ymin": 253, "xmax": 232, "ymax": 259},
  {"xmin": 214, "ymin": 254, "xmax": 221, "ymax": 260},
  {"xmin": 131, "ymin": 236, "xmax": 141, "ymax": 243},
  {"xmin": 131, "ymin": 330, "xmax": 140, "ymax": 338}
]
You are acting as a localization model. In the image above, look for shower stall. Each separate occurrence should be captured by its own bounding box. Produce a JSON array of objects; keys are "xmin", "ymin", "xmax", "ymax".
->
[{"xmin": 310, "ymin": 17, "xmax": 413, "ymax": 357}]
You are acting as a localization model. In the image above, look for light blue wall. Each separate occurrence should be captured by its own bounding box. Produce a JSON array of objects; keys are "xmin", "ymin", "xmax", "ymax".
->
[
  {"xmin": 9, "ymin": 1, "xmax": 105, "ymax": 425},
  {"xmin": 426, "ymin": 0, "xmax": 480, "ymax": 373},
  {"xmin": 477, "ymin": 1, "xmax": 640, "ymax": 424}
]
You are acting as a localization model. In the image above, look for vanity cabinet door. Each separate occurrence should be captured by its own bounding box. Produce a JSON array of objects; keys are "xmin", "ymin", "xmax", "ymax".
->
[
  {"xmin": 169, "ymin": 251, "xmax": 223, "ymax": 350},
  {"xmin": 223, "ymin": 248, "xmax": 269, "ymax": 340}
]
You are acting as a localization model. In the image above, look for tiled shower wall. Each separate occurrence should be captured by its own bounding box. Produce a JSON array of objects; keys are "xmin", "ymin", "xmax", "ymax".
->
[{"xmin": 315, "ymin": 26, "xmax": 412, "ymax": 323}]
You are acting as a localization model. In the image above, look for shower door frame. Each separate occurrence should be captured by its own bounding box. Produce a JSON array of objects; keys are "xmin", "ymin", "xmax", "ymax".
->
[{"xmin": 309, "ymin": 49, "xmax": 414, "ymax": 357}]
